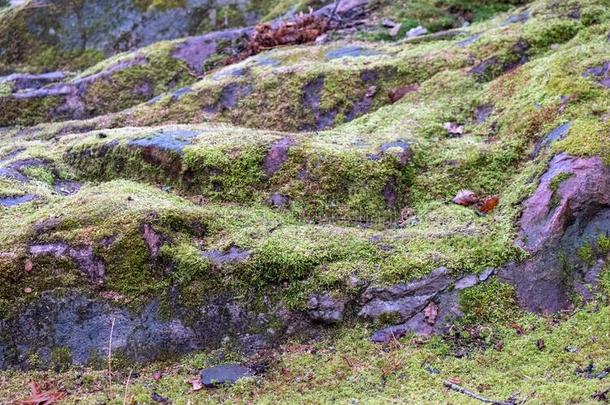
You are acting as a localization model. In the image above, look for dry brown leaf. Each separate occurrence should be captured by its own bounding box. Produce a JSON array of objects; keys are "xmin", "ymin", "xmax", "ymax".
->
[
  {"xmin": 14, "ymin": 381, "xmax": 67, "ymax": 405},
  {"xmin": 388, "ymin": 85, "xmax": 418, "ymax": 103},
  {"xmin": 478, "ymin": 195, "xmax": 499, "ymax": 213}
]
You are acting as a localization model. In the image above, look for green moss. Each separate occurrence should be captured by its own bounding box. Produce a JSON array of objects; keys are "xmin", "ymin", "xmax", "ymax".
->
[
  {"xmin": 51, "ymin": 347, "xmax": 73, "ymax": 372},
  {"xmin": 597, "ymin": 235, "xmax": 610, "ymax": 254},
  {"xmin": 577, "ymin": 244, "xmax": 596, "ymax": 266},
  {"xmin": 459, "ymin": 279, "xmax": 520, "ymax": 325},
  {"xmin": 554, "ymin": 119, "xmax": 610, "ymax": 165}
]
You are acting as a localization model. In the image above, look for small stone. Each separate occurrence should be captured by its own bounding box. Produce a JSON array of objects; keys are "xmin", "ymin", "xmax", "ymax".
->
[
  {"xmin": 479, "ymin": 267, "xmax": 495, "ymax": 282},
  {"xmin": 455, "ymin": 275, "xmax": 478, "ymax": 290},
  {"xmin": 406, "ymin": 26, "xmax": 428, "ymax": 38},
  {"xmin": 200, "ymin": 364, "xmax": 253, "ymax": 387},
  {"xmin": 24, "ymin": 287, "xmax": 32, "ymax": 294},
  {"xmin": 24, "ymin": 259, "xmax": 32, "ymax": 272}
]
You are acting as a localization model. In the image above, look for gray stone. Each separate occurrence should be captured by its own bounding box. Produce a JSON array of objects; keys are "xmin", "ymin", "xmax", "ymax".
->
[
  {"xmin": 479, "ymin": 267, "xmax": 495, "ymax": 282},
  {"xmin": 0, "ymin": 194, "xmax": 36, "ymax": 207},
  {"xmin": 263, "ymin": 138, "xmax": 295, "ymax": 177},
  {"xmin": 307, "ymin": 293, "xmax": 347, "ymax": 324},
  {"xmin": 203, "ymin": 246, "xmax": 251, "ymax": 265},
  {"xmin": 455, "ymin": 275, "xmax": 478, "ymax": 290},
  {"xmin": 371, "ymin": 312, "xmax": 433, "ymax": 343},
  {"xmin": 532, "ymin": 122, "xmax": 573, "ymax": 157},
  {"xmin": 200, "ymin": 364, "xmax": 254, "ymax": 387}
]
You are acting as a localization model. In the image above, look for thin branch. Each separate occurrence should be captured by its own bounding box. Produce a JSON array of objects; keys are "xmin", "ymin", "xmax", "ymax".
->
[
  {"xmin": 444, "ymin": 380, "xmax": 520, "ymax": 405},
  {"xmin": 107, "ymin": 317, "xmax": 116, "ymax": 394},
  {"xmin": 326, "ymin": 0, "xmax": 341, "ymax": 26},
  {"xmin": 123, "ymin": 369, "xmax": 133, "ymax": 405}
]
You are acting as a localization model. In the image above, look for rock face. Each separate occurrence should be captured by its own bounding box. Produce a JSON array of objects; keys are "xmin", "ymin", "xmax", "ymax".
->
[
  {"xmin": 500, "ymin": 153, "xmax": 610, "ymax": 313},
  {"xmin": 0, "ymin": 0, "xmax": 263, "ymax": 69},
  {"xmin": 0, "ymin": 291, "xmax": 277, "ymax": 368}
]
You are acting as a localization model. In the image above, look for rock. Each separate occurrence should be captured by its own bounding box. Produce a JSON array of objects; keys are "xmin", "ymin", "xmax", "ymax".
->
[
  {"xmin": 582, "ymin": 61, "xmax": 610, "ymax": 88},
  {"xmin": 200, "ymin": 364, "xmax": 254, "ymax": 387},
  {"xmin": 53, "ymin": 180, "xmax": 81, "ymax": 196},
  {"xmin": 452, "ymin": 189, "xmax": 479, "ymax": 206},
  {"xmin": 532, "ymin": 122, "xmax": 573, "ymax": 157},
  {"xmin": 455, "ymin": 275, "xmax": 478, "ymax": 290},
  {"xmin": 474, "ymin": 105, "xmax": 493, "ymax": 123},
  {"xmin": 171, "ymin": 28, "xmax": 252, "ymax": 76},
  {"xmin": 0, "ymin": 194, "xmax": 36, "ymax": 207},
  {"xmin": 0, "ymin": 71, "xmax": 66, "ymax": 90},
  {"xmin": 307, "ymin": 293, "xmax": 347, "ymax": 324},
  {"xmin": 325, "ymin": 46, "xmax": 380, "ymax": 60},
  {"xmin": 203, "ymin": 246, "xmax": 251, "ymax": 265},
  {"xmin": 406, "ymin": 26, "xmax": 428, "ymax": 38},
  {"xmin": 263, "ymin": 138, "xmax": 295, "ymax": 177},
  {"xmin": 268, "ymin": 193, "xmax": 290, "ymax": 209},
  {"xmin": 501, "ymin": 153, "xmax": 610, "ymax": 313},
  {"xmin": 371, "ymin": 312, "xmax": 433, "ymax": 343},
  {"xmin": 29, "ymin": 243, "xmax": 105, "ymax": 283},
  {"xmin": 479, "ymin": 267, "xmax": 495, "ymax": 282},
  {"xmin": 500, "ymin": 11, "xmax": 530, "ymax": 26},
  {"xmin": 129, "ymin": 129, "xmax": 199, "ymax": 153},
  {"xmin": 456, "ymin": 33, "xmax": 481, "ymax": 48},
  {"xmin": 141, "ymin": 223, "xmax": 164, "ymax": 258},
  {"xmin": 359, "ymin": 268, "xmax": 451, "ymax": 322},
  {"xmin": 368, "ymin": 140, "xmax": 412, "ymax": 167}
]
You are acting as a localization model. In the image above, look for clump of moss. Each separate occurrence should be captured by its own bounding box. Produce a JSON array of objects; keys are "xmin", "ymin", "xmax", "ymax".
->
[
  {"xmin": 51, "ymin": 347, "xmax": 73, "ymax": 372},
  {"xmin": 459, "ymin": 279, "xmax": 520, "ymax": 325}
]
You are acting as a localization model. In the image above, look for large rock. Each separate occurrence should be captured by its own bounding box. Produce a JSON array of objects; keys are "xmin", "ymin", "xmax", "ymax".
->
[{"xmin": 500, "ymin": 153, "xmax": 610, "ymax": 313}]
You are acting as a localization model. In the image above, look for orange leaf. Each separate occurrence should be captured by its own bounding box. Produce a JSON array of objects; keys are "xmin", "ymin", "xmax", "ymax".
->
[{"xmin": 478, "ymin": 195, "xmax": 499, "ymax": 213}]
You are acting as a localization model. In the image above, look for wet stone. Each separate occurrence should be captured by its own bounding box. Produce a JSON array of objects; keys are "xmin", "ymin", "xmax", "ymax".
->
[
  {"xmin": 532, "ymin": 122, "xmax": 573, "ymax": 157},
  {"xmin": 54, "ymin": 180, "xmax": 81, "ymax": 196},
  {"xmin": 203, "ymin": 246, "xmax": 251, "ymax": 265},
  {"xmin": 325, "ymin": 46, "xmax": 380, "ymax": 60},
  {"xmin": 0, "ymin": 194, "xmax": 36, "ymax": 207},
  {"xmin": 200, "ymin": 364, "xmax": 254, "ymax": 387},
  {"xmin": 500, "ymin": 11, "xmax": 530, "ymax": 26},
  {"xmin": 456, "ymin": 33, "xmax": 481, "ymax": 48},
  {"xmin": 128, "ymin": 129, "xmax": 199, "ymax": 152}
]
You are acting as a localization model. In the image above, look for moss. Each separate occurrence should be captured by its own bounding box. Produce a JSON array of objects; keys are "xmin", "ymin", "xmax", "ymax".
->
[
  {"xmin": 459, "ymin": 279, "xmax": 520, "ymax": 325},
  {"xmin": 554, "ymin": 118, "xmax": 610, "ymax": 165},
  {"xmin": 133, "ymin": 0, "xmax": 186, "ymax": 11},
  {"xmin": 597, "ymin": 235, "xmax": 610, "ymax": 255},
  {"xmin": 51, "ymin": 347, "xmax": 73, "ymax": 372},
  {"xmin": 577, "ymin": 244, "xmax": 596, "ymax": 266}
]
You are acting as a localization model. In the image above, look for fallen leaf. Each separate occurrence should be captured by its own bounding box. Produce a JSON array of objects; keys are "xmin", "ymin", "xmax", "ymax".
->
[
  {"xmin": 443, "ymin": 122, "xmax": 464, "ymax": 135},
  {"xmin": 15, "ymin": 381, "xmax": 67, "ymax": 405},
  {"xmin": 152, "ymin": 372, "xmax": 162, "ymax": 381},
  {"xmin": 478, "ymin": 195, "xmax": 500, "ymax": 213},
  {"xmin": 495, "ymin": 340, "xmax": 505, "ymax": 351},
  {"xmin": 447, "ymin": 377, "xmax": 462, "ymax": 385},
  {"xmin": 187, "ymin": 378, "xmax": 203, "ymax": 392},
  {"xmin": 24, "ymin": 259, "xmax": 32, "ymax": 273},
  {"xmin": 536, "ymin": 339, "xmax": 545, "ymax": 350},
  {"xmin": 388, "ymin": 85, "xmax": 419, "ymax": 103},
  {"xmin": 23, "ymin": 287, "xmax": 32, "ymax": 294},
  {"xmin": 511, "ymin": 323, "xmax": 525, "ymax": 335},
  {"xmin": 452, "ymin": 189, "xmax": 479, "ymax": 206},
  {"xmin": 423, "ymin": 302, "xmax": 439, "ymax": 325}
]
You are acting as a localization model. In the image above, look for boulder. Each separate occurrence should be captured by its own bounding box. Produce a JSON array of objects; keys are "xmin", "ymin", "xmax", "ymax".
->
[{"xmin": 501, "ymin": 153, "xmax": 610, "ymax": 313}]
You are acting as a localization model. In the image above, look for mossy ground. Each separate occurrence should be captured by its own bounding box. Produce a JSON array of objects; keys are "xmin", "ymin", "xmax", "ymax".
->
[
  {"xmin": 4, "ymin": 302, "xmax": 610, "ymax": 403},
  {"xmin": 0, "ymin": 0, "xmax": 609, "ymax": 401}
]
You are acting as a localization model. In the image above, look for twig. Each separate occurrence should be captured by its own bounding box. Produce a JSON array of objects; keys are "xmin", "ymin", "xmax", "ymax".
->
[
  {"xmin": 107, "ymin": 317, "xmax": 116, "ymax": 394},
  {"xmin": 123, "ymin": 369, "xmax": 133, "ymax": 405},
  {"xmin": 326, "ymin": 0, "xmax": 341, "ymax": 26},
  {"xmin": 444, "ymin": 380, "xmax": 520, "ymax": 405}
]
